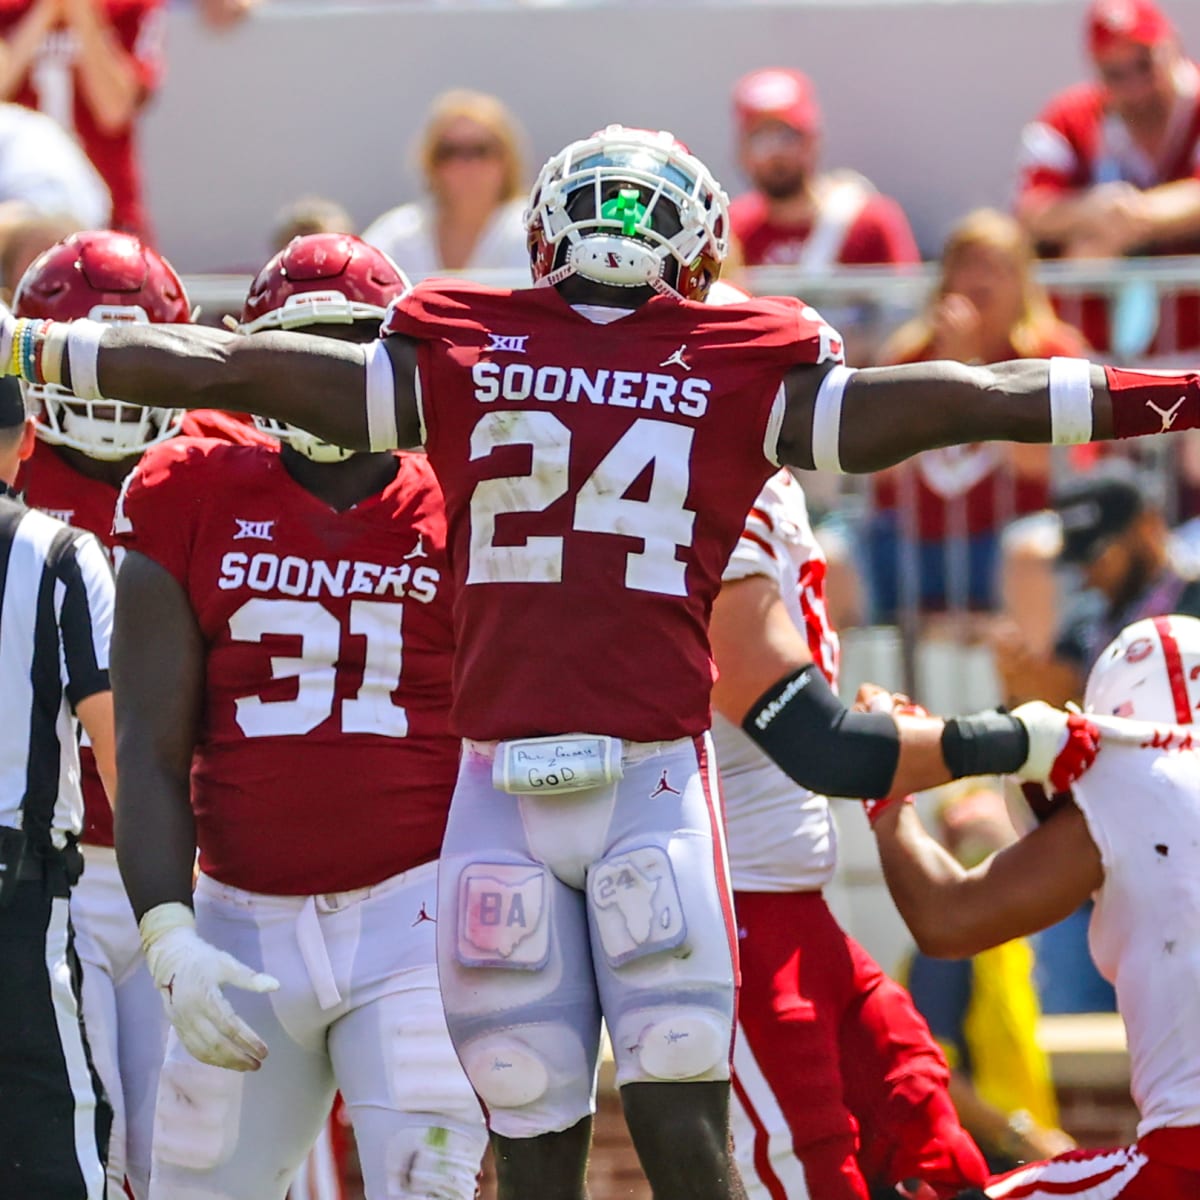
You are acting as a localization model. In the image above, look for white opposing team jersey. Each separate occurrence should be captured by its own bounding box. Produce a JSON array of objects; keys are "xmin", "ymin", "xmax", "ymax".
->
[
  {"xmin": 1073, "ymin": 737, "xmax": 1200, "ymax": 1137},
  {"xmin": 712, "ymin": 470, "xmax": 841, "ymax": 892}
]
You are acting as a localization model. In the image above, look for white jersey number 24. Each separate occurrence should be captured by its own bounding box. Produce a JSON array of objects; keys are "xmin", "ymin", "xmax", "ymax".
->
[{"xmin": 467, "ymin": 412, "xmax": 696, "ymax": 596}]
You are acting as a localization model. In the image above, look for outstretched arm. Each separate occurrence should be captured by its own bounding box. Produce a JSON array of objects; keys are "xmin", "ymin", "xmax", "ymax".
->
[
  {"xmin": 709, "ymin": 574, "xmax": 1091, "ymax": 806},
  {"xmin": 10, "ymin": 318, "xmax": 424, "ymax": 452},
  {"xmin": 777, "ymin": 358, "xmax": 1121, "ymax": 472},
  {"xmin": 872, "ymin": 799, "xmax": 1103, "ymax": 958}
]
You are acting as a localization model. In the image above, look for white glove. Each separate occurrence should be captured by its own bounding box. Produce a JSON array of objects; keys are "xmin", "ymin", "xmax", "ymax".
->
[
  {"xmin": 139, "ymin": 902, "xmax": 279, "ymax": 1071},
  {"xmin": 1011, "ymin": 700, "xmax": 1101, "ymax": 791}
]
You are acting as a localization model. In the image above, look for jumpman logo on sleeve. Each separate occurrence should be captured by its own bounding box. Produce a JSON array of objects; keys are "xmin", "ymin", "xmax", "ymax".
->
[{"xmin": 1146, "ymin": 397, "xmax": 1186, "ymax": 433}]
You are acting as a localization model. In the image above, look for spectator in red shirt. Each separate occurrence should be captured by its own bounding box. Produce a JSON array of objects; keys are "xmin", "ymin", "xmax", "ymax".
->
[
  {"xmin": 869, "ymin": 210, "xmax": 1088, "ymax": 621},
  {"xmin": 0, "ymin": 0, "xmax": 164, "ymax": 240},
  {"xmin": 728, "ymin": 66, "xmax": 919, "ymax": 270},
  {"xmin": 1016, "ymin": 0, "xmax": 1200, "ymax": 352}
]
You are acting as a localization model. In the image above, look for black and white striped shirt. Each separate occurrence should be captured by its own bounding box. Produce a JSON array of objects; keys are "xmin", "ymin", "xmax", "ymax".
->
[{"xmin": 0, "ymin": 483, "xmax": 114, "ymax": 850}]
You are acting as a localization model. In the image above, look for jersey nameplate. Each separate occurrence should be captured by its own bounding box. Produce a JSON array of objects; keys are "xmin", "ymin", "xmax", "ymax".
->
[{"xmin": 493, "ymin": 734, "xmax": 623, "ymax": 796}]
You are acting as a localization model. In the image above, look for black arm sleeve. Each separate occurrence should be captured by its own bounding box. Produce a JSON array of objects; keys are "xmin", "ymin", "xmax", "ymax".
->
[
  {"xmin": 742, "ymin": 666, "xmax": 1031, "ymax": 797},
  {"xmin": 741, "ymin": 664, "xmax": 901, "ymax": 798}
]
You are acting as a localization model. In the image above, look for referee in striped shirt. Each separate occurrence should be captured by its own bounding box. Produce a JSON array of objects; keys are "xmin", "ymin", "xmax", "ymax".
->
[{"xmin": 0, "ymin": 376, "xmax": 115, "ymax": 1200}]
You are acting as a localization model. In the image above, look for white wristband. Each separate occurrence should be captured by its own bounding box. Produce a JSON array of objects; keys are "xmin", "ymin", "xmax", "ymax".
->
[
  {"xmin": 1048, "ymin": 357, "xmax": 1094, "ymax": 445},
  {"xmin": 811, "ymin": 365, "xmax": 856, "ymax": 473},
  {"xmin": 66, "ymin": 319, "xmax": 107, "ymax": 401},
  {"xmin": 364, "ymin": 339, "xmax": 399, "ymax": 451},
  {"xmin": 41, "ymin": 323, "xmax": 69, "ymax": 386}
]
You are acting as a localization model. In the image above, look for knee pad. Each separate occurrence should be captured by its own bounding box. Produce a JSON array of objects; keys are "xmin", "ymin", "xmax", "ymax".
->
[
  {"xmin": 611, "ymin": 1006, "xmax": 730, "ymax": 1086},
  {"xmin": 456, "ymin": 1023, "xmax": 593, "ymax": 1138},
  {"xmin": 385, "ymin": 1123, "xmax": 486, "ymax": 1200}
]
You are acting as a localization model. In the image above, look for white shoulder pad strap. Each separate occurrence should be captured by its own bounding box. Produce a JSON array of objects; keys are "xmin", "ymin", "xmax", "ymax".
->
[
  {"xmin": 811, "ymin": 365, "xmax": 856, "ymax": 474},
  {"xmin": 364, "ymin": 338, "xmax": 399, "ymax": 451}
]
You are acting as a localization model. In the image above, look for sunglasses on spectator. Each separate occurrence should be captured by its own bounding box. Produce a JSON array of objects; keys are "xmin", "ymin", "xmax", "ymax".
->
[
  {"xmin": 742, "ymin": 124, "xmax": 809, "ymax": 153},
  {"xmin": 1097, "ymin": 51, "xmax": 1157, "ymax": 87},
  {"xmin": 433, "ymin": 140, "xmax": 501, "ymax": 164}
]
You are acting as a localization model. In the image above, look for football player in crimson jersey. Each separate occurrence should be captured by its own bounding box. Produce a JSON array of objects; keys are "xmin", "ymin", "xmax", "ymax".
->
[
  {"xmin": 861, "ymin": 615, "xmax": 1200, "ymax": 1200},
  {"xmin": 1, "ymin": 124, "xmax": 1185, "ymax": 1200},
  {"xmin": 12, "ymin": 228, "xmax": 267, "ymax": 1200},
  {"xmin": 109, "ymin": 234, "xmax": 487, "ymax": 1200}
]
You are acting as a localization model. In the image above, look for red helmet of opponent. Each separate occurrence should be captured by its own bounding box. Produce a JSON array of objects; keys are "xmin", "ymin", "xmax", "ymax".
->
[
  {"xmin": 525, "ymin": 124, "xmax": 730, "ymax": 302},
  {"xmin": 239, "ymin": 233, "xmax": 410, "ymax": 462},
  {"xmin": 14, "ymin": 230, "xmax": 192, "ymax": 460}
]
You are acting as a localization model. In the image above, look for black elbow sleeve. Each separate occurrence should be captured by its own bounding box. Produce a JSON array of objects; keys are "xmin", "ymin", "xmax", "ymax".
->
[{"xmin": 741, "ymin": 665, "xmax": 900, "ymax": 798}]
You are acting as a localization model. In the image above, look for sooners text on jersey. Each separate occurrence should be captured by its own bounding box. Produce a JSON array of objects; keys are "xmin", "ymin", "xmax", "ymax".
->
[
  {"xmin": 382, "ymin": 280, "xmax": 842, "ymax": 743},
  {"xmin": 114, "ymin": 438, "xmax": 459, "ymax": 894}
]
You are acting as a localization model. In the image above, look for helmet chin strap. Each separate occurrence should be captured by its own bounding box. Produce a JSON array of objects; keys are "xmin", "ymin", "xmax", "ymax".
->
[{"xmin": 59, "ymin": 408, "xmax": 160, "ymax": 460}]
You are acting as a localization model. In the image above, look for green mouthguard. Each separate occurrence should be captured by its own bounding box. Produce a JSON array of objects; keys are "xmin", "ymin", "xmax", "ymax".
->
[{"xmin": 601, "ymin": 188, "xmax": 650, "ymax": 237}]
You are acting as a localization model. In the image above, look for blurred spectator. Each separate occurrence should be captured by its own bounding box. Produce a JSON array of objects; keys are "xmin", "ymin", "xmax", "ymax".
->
[
  {"xmin": 269, "ymin": 194, "xmax": 354, "ymax": 254},
  {"xmin": 362, "ymin": 88, "xmax": 528, "ymax": 278},
  {"xmin": 904, "ymin": 787, "xmax": 1075, "ymax": 1173},
  {"xmin": 0, "ymin": 99, "xmax": 108, "ymax": 225},
  {"xmin": 728, "ymin": 67, "xmax": 919, "ymax": 270},
  {"xmin": 1015, "ymin": 0, "xmax": 1200, "ymax": 354},
  {"xmin": 0, "ymin": 0, "xmax": 165, "ymax": 240},
  {"xmin": 994, "ymin": 467, "xmax": 1200, "ymax": 708},
  {"xmin": 195, "ymin": 0, "xmax": 257, "ymax": 30},
  {"xmin": 0, "ymin": 208, "xmax": 80, "ymax": 298},
  {"xmin": 867, "ymin": 211, "xmax": 1087, "ymax": 622}
]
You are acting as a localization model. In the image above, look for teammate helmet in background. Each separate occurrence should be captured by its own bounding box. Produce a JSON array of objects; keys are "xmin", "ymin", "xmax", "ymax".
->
[
  {"xmin": 239, "ymin": 234, "xmax": 410, "ymax": 463},
  {"xmin": 525, "ymin": 125, "xmax": 729, "ymax": 302},
  {"xmin": 1084, "ymin": 614, "xmax": 1200, "ymax": 724},
  {"xmin": 15, "ymin": 231, "xmax": 191, "ymax": 460}
]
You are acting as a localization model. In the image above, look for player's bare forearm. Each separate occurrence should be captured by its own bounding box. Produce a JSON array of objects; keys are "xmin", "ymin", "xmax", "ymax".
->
[
  {"xmin": 777, "ymin": 359, "xmax": 1113, "ymax": 472},
  {"xmin": 81, "ymin": 324, "xmax": 377, "ymax": 449},
  {"xmin": 872, "ymin": 801, "xmax": 1102, "ymax": 958},
  {"xmin": 111, "ymin": 551, "xmax": 203, "ymax": 918}
]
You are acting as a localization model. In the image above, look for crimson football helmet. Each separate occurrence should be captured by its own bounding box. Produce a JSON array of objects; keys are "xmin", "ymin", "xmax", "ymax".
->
[
  {"xmin": 15, "ymin": 231, "xmax": 192, "ymax": 460},
  {"xmin": 1084, "ymin": 614, "xmax": 1200, "ymax": 724},
  {"xmin": 525, "ymin": 125, "xmax": 729, "ymax": 302},
  {"xmin": 239, "ymin": 234, "xmax": 410, "ymax": 463}
]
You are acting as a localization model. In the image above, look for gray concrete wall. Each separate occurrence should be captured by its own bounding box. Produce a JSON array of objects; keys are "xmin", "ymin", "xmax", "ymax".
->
[{"xmin": 143, "ymin": 0, "xmax": 1200, "ymax": 271}]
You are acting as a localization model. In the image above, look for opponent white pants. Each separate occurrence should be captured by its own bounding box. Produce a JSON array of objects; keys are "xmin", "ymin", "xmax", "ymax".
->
[
  {"xmin": 437, "ymin": 733, "xmax": 739, "ymax": 1139},
  {"xmin": 149, "ymin": 861, "xmax": 486, "ymax": 1200},
  {"xmin": 72, "ymin": 845, "xmax": 166, "ymax": 1200}
]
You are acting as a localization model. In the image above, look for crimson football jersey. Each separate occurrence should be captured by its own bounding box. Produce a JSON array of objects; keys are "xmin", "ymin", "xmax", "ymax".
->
[
  {"xmin": 382, "ymin": 280, "xmax": 843, "ymax": 742},
  {"xmin": 16, "ymin": 413, "xmax": 266, "ymax": 847},
  {"xmin": 114, "ymin": 439, "xmax": 459, "ymax": 895},
  {"xmin": 0, "ymin": 0, "xmax": 165, "ymax": 238}
]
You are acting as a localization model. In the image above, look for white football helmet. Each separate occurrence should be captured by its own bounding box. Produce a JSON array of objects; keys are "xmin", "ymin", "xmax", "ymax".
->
[
  {"xmin": 1084, "ymin": 614, "xmax": 1200, "ymax": 724},
  {"xmin": 526, "ymin": 125, "xmax": 729, "ymax": 301}
]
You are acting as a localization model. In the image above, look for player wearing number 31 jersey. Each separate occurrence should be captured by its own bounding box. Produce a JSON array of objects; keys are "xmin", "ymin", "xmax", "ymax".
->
[{"xmin": 110, "ymin": 236, "xmax": 486, "ymax": 1200}]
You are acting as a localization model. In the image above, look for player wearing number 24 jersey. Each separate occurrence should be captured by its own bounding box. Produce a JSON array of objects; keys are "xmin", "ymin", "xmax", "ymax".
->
[
  {"xmin": 20, "ymin": 124, "xmax": 1186, "ymax": 1200},
  {"xmin": 110, "ymin": 236, "xmax": 486, "ymax": 1200}
]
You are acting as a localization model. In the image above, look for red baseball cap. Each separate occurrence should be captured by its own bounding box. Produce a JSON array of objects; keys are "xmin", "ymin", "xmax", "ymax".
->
[
  {"xmin": 1088, "ymin": 0, "xmax": 1174, "ymax": 60},
  {"xmin": 733, "ymin": 68, "xmax": 821, "ymax": 134}
]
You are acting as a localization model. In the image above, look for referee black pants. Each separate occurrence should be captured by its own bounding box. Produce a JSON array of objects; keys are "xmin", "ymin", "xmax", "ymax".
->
[{"xmin": 0, "ymin": 871, "xmax": 111, "ymax": 1199}]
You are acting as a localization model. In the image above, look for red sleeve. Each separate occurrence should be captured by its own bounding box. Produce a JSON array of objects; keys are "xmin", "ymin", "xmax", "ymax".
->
[
  {"xmin": 841, "ymin": 194, "xmax": 920, "ymax": 265},
  {"xmin": 108, "ymin": 0, "xmax": 166, "ymax": 97},
  {"xmin": 1015, "ymin": 85, "xmax": 1097, "ymax": 202},
  {"xmin": 112, "ymin": 436, "xmax": 214, "ymax": 588}
]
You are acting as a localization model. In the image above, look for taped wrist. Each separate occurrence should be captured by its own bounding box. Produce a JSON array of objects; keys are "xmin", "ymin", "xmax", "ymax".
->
[
  {"xmin": 742, "ymin": 664, "xmax": 900, "ymax": 798},
  {"xmin": 941, "ymin": 711, "xmax": 1028, "ymax": 779}
]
